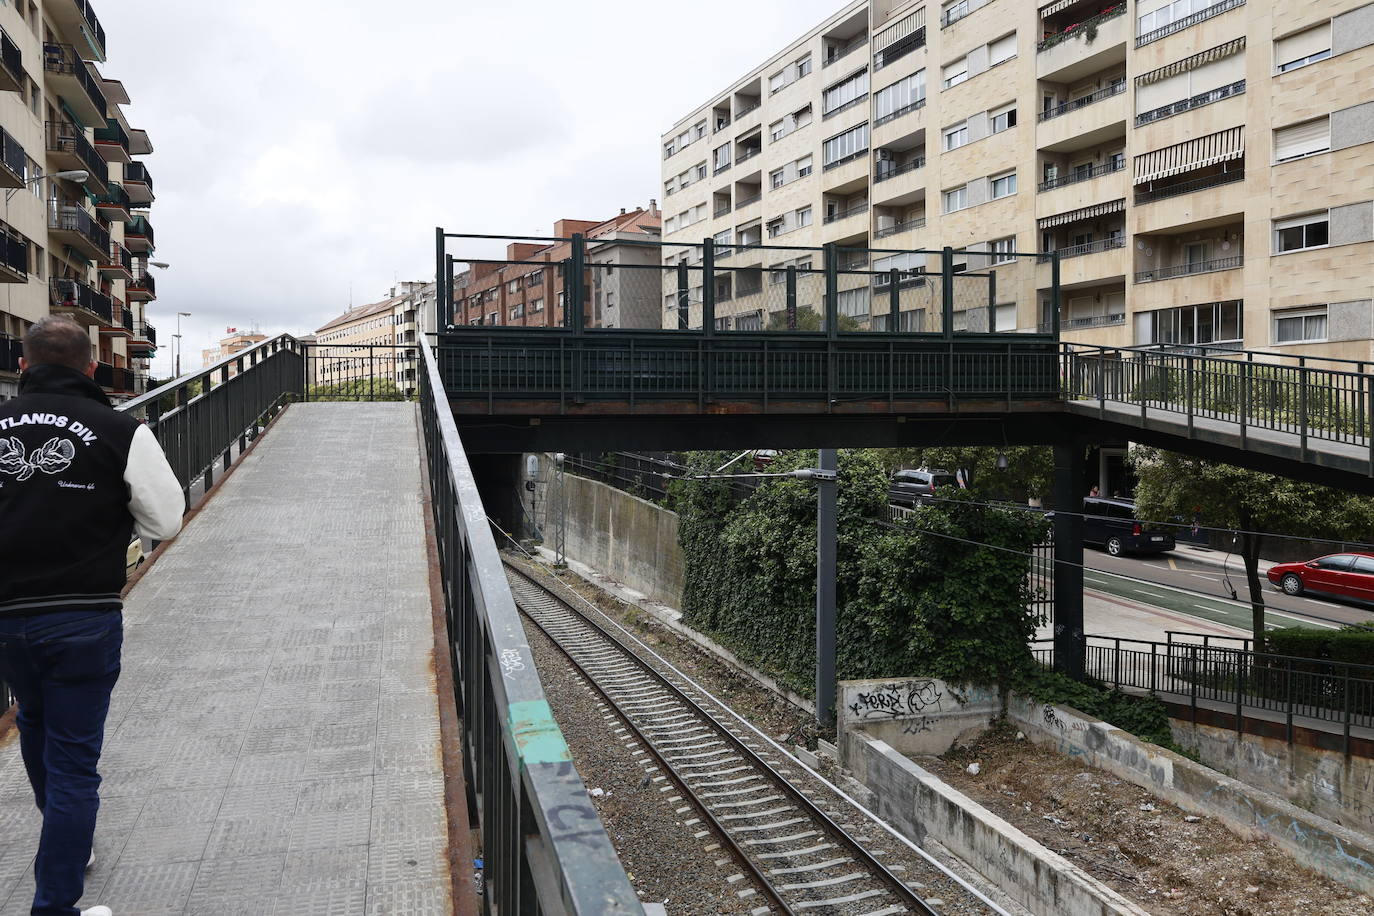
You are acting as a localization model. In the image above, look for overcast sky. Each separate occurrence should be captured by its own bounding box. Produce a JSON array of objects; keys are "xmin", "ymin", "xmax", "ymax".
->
[{"xmin": 114, "ymin": 0, "xmax": 844, "ymax": 376}]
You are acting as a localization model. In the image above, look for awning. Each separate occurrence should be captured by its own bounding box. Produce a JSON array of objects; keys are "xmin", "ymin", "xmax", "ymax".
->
[
  {"xmin": 1038, "ymin": 198, "xmax": 1126, "ymax": 229},
  {"xmin": 1137, "ymin": 37, "xmax": 1246, "ymax": 86},
  {"xmin": 875, "ymin": 8, "xmax": 925, "ymax": 51},
  {"xmin": 1039, "ymin": 0, "xmax": 1078, "ymax": 17},
  {"xmin": 1134, "ymin": 127, "xmax": 1245, "ymax": 184}
]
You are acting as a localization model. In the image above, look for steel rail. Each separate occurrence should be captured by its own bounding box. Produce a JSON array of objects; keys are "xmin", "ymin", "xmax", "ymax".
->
[{"xmin": 503, "ymin": 559, "xmax": 953, "ymax": 916}]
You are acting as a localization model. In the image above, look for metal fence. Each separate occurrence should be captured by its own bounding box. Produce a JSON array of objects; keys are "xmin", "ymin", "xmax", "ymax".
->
[
  {"xmin": 301, "ymin": 344, "xmax": 419, "ymax": 402},
  {"xmin": 1033, "ymin": 634, "xmax": 1374, "ymax": 749},
  {"xmin": 1063, "ymin": 343, "xmax": 1374, "ymax": 462},
  {"xmin": 418, "ymin": 341, "xmax": 642, "ymax": 914}
]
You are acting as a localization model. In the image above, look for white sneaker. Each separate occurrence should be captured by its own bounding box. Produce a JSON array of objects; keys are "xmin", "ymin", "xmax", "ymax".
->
[
  {"xmin": 87, "ymin": 849, "xmax": 95, "ymax": 869},
  {"xmin": 80, "ymin": 907, "xmax": 112, "ymax": 916}
]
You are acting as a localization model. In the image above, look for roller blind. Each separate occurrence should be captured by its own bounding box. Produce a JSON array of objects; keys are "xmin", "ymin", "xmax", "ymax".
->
[
  {"xmin": 1134, "ymin": 126, "xmax": 1245, "ymax": 182},
  {"xmin": 1274, "ymin": 117, "xmax": 1330, "ymax": 162},
  {"xmin": 1275, "ymin": 23, "xmax": 1331, "ymax": 69},
  {"xmin": 943, "ymin": 58, "xmax": 967, "ymax": 81},
  {"xmin": 875, "ymin": 8, "xmax": 925, "ymax": 51},
  {"xmin": 1191, "ymin": 52, "xmax": 1245, "ymax": 92},
  {"xmin": 989, "ymin": 33, "xmax": 1017, "ymax": 65},
  {"xmin": 1137, "ymin": 71, "xmax": 1188, "ymax": 112}
]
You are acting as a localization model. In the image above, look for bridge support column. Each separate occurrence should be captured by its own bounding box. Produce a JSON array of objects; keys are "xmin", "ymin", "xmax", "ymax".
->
[
  {"xmin": 816, "ymin": 448, "xmax": 838, "ymax": 727},
  {"xmin": 1053, "ymin": 444, "xmax": 1086, "ymax": 680},
  {"xmin": 470, "ymin": 454, "xmax": 525, "ymax": 543}
]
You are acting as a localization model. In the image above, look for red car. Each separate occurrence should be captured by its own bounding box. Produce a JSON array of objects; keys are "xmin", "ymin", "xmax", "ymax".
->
[{"xmin": 1267, "ymin": 553, "xmax": 1374, "ymax": 603}]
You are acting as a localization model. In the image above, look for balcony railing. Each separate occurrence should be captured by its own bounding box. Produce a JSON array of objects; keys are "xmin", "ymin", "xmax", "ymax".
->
[
  {"xmin": 874, "ymin": 26, "xmax": 926, "ymax": 71},
  {"xmin": 133, "ymin": 321, "xmax": 157, "ymax": 347},
  {"xmin": 1134, "ymin": 167, "xmax": 1245, "ymax": 204},
  {"xmin": 1038, "ymin": 5, "xmax": 1127, "ymax": 52},
  {"xmin": 1137, "ymin": 0, "xmax": 1245, "ymax": 47},
  {"xmin": 1136, "ymin": 80, "xmax": 1245, "ymax": 126},
  {"xmin": 51, "ymin": 277, "xmax": 112, "ymax": 323},
  {"xmin": 1038, "ymin": 159, "xmax": 1125, "ymax": 191},
  {"xmin": 824, "ymin": 202, "xmax": 869, "ymax": 225},
  {"xmin": 42, "ymin": 43, "xmax": 107, "ymax": 117},
  {"xmin": 94, "ymin": 362, "xmax": 134, "ymax": 391},
  {"xmin": 1037, "ymin": 237, "xmax": 1126, "ymax": 261},
  {"xmin": 1064, "ymin": 313, "xmax": 1126, "ymax": 329},
  {"xmin": 1, "ymin": 335, "xmax": 20, "ymax": 373},
  {"xmin": 93, "ymin": 117, "xmax": 130, "ymax": 156},
  {"xmin": 875, "ymin": 217, "xmax": 926, "ymax": 239},
  {"xmin": 0, "ymin": 230, "xmax": 28, "ymax": 279},
  {"xmin": 874, "ymin": 97, "xmax": 925, "ymax": 127},
  {"xmin": 823, "ymin": 147, "xmax": 869, "ymax": 172},
  {"xmin": 126, "ymin": 214, "xmax": 155, "ymax": 250},
  {"xmin": 94, "ymin": 182, "xmax": 131, "ymax": 215},
  {"xmin": 1135, "ymin": 255, "xmax": 1243, "ymax": 283},
  {"xmin": 714, "ymin": 203, "xmax": 732, "ymax": 218},
  {"xmin": 824, "ymin": 34, "xmax": 868, "ymax": 67},
  {"xmin": 0, "ymin": 125, "xmax": 26, "ymax": 185},
  {"xmin": 874, "ymin": 156, "xmax": 925, "ymax": 182},
  {"xmin": 736, "ymin": 146, "xmax": 761, "ymax": 165},
  {"xmin": 735, "ymin": 191, "xmax": 762, "ymax": 207},
  {"xmin": 101, "ymin": 241, "xmax": 131, "ymax": 273},
  {"xmin": 0, "ymin": 28, "xmax": 22, "ymax": 91},
  {"xmin": 59, "ymin": 0, "xmax": 106, "ymax": 59},
  {"xmin": 124, "ymin": 161, "xmax": 154, "ymax": 195},
  {"xmin": 823, "ymin": 94, "xmax": 868, "ymax": 120},
  {"xmin": 1038, "ymin": 81, "xmax": 1126, "ymax": 122},
  {"xmin": 128, "ymin": 265, "xmax": 156, "ymax": 299},
  {"xmin": 48, "ymin": 201, "xmax": 110, "ymax": 255},
  {"xmin": 735, "ymin": 100, "xmax": 761, "ymax": 118},
  {"xmin": 713, "ymin": 160, "xmax": 732, "ymax": 175},
  {"xmin": 46, "ymin": 120, "xmax": 106, "ymax": 182}
]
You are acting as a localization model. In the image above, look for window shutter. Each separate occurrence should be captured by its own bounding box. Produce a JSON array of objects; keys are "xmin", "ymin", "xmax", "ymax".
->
[
  {"xmin": 1190, "ymin": 52, "xmax": 1245, "ymax": 93},
  {"xmin": 1137, "ymin": 70, "xmax": 1188, "ymax": 113},
  {"xmin": 1275, "ymin": 23, "xmax": 1331, "ymax": 69},
  {"xmin": 989, "ymin": 34, "xmax": 1016, "ymax": 64},
  {"xmin": 1274, "ymin": 117, "xmax": 1330, "ymax": 161},
  {"xmin": 943, "ymin": 59, "xmax": 966, "ymax": 82}
]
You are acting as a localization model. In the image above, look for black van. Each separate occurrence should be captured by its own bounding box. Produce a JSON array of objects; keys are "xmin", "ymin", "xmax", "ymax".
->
[{"xmin": 1083, "ymin": 497, "xmax": 1176, "ymax": 556}]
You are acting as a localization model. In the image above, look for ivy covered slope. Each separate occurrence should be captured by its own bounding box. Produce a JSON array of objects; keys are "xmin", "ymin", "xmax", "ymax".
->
[{"xmin": 670, "ymin": 449, "xmax": 1050, "ymax": 698}]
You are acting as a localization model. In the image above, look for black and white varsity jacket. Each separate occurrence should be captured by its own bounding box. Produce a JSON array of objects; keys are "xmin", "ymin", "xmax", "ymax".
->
[{"xmin": 0, "ymin": 364, "xmax": 184, "ymax": 617}]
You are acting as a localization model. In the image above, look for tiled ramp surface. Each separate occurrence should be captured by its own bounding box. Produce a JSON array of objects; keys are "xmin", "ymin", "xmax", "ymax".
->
[{"xmin": 0, "ymin": 403, "xmax": 452, "ymax": 916}]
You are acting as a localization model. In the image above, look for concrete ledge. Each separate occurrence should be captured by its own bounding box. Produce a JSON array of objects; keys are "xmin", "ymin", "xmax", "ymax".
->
[
  {"xmin": 1007, "ymin": 697, "xmax": 1374, "ymax": 894},
  {"xmin": 850, "ymin": 734, "xmax": 1152, "ymax": 916}
]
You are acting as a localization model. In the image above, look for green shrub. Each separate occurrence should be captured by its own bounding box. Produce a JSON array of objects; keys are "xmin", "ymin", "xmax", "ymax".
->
[{"xmin": 1013, "ymin": 669, "xmax": 1177, "ymax": 748}]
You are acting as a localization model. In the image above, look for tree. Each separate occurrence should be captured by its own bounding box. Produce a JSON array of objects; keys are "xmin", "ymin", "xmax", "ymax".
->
[
  {"xmin": 1131, "ymin": 447, "xmax": 1374, "ymax": 648},
  {"xmin": 887, "ymin": 446, "xmax": 1054, "ymax": 505},
  {"xmin": 765, "ymin": 306, "xmax": 865, "ymax": 332},
  {"xmin": 307, "ymin": 378, "xmax": 405, "ymax": 402}
]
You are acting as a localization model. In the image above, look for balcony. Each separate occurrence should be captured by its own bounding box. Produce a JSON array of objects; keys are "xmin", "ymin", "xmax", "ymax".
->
[
  {"xmin": 1037, "ymin": 5, "xmax": 1128, "ymax": 82},
  {"xmin": 93, "ymin": 118, "xmax": 132, "ymax": 164},
  {"xmin": 1064, "ymin": 313, "xmax": 1126, "ymax": 329},
  {"xmin": 100, "ymin": 306, "xmax": 134, "ymax": 337},
  {"xmin": 95, "ymin": 362, "xmax": 135, "ymax": 393},
  {"xmin": 875, "ymin": 156, "xmax": 924, "ymax": 184},
  {"xmin": 51, "ymin": 277, "xmax": 113, "ymax": 326},
  {"xmin": 1135, "ymin": 255, "xmax": 1243, "ymax": 284},
  {"xmin": 130, "ymin": 321, "xmax": 157, "ymax": 355},
  {"xmin": 824, "ymin": 201, "xmax": 868, "ymax": 225},
  {"xmin": 0, "ymin": 125, "xmax": 26, "ymax": 189},
  {"xmin": 48, "ymin": 0, "xmax": 107, "ymax": 62},
  {"xmin": 98, "ymin": 241, "xmax": 133, "ymax": 281},
  {"xmin": 125, "ymin": 214, "xmax": 154, "ymax": 253},
  {"xmin": 1039, "ymin": 81, "xmax": 1125, "ymax": 123},
  {"xmin": 1135, "ymin": 80, "xmax": 1245, "ymax": 126},
  {"xmin": 42, "ymin": 43, "xmax": 107, "ymax": 124},
  {"xmin": 127, "ymin": 264, "xmax": 156, "ymax": 301},
  {"xmin": 875, "ymin": 217, "xmax": 926, "ymax": 239},
  {"xmin": 1039, "ymin": 237, "xmax": 1126, "ymax": 261},
  {"xmin": 46, "ymin": 120, "xmax": 108, "ymax": 192},
  {"xmin": 824, "ymin": 34, "xmax": 868, "ymax": 67},
  {"xmin": 94, "ymin": 183, "xmax": 131, "ymax": 220},
  {"xmin": 1136, "ymin": 0, "xmax": 1244, "ymax": 48},
  {"xmin": 0, "ymin": 228, "xmax": 28, "ymax": 283},
  {"xmin": 47, "ymin": 201, "xmax": 110, "ymax": 260},
  {"xmin": 128, "ymin": 128, "xmax": 152, "ymax": 157},
  {"xmin": 123, "ymin": 161, "xmax": 154, "ymax": 204},
  {"xmin": 1, "ymin": 336, "xmax": 20, "ymax": 373},
  {"xmin": 1039, "ymin": 236, "xmax": 1127, "ymax": 287},
  {"xmin": 1134, "ymin": 167, "xmax": 1244, "ymax": 206},
  {"xmin": 0, "ymin": 27, "xmax": 23, "ymax": 94},
  {"xmin": 1039, "ymin": 159, "xmax": 1125, "ymax": 192},
  {"xmin": 1038, "ymin": 4, "xmax": 1126, "ymax": 53}
]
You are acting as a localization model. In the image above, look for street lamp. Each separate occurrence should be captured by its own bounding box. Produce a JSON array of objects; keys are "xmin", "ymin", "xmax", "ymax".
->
[
  {"xmin": 174, "ymin": 311, "xmax": 191, "ymax": 377},
  {"xmin": 5, "ymin": 170, "xmax": 89, "ymax": 203}
]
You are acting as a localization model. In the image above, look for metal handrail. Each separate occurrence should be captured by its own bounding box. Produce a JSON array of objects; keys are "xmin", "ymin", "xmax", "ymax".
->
[
  {"xmin": 874, "ymin": 96, "xmax": 926, "ymax": 127},
  {"xmin": 1038, "ymin": 159, "xmax": 1124, "ymax": 191},
  {"xmin": 42, "ymin": 42, "xmax": 107, "ymax": 115},
  {"xmin": 1135, "ymin": 79, "xmax": 1245, "ymax": 125},
  {"xmin": 124, "ymin": 161, "xmax": 154, "ymax": 193},
  {"xmin": 1038, "ymin": 81, "xmax": 1126, "ymax": 122},
  {"xmin": 0, "ymin": 28, "xmax": 21, "ymax": 87},
  {"xmin": 46, "ymin": 119, "xmax": 106, "ymax": 181},
  {"xmin": 417, "ymin": 341, "xmax": 643, "ymax": 914},
  {"xmin": 824, "ymin": 202, "xmax": 869, "ymax": 224},
  {"xmin": 1135, "ymin": 255, "xmax": 1243, "ymax": 283},
  {"xmin": 1037, "ymin": 237, "xmax": 1125, "ymax": 261},
  {"xmin": 1135, "ymin": 167, "xmax": 1244, "ymax": 204},
  {"xmin": 0, "ymin": 125, "xmax": 25, "ymax": 182},
  {"xmin": 1136, "ymin": 0, "xmax": 1245, "ymax": 47},
  {"xmin": 1064, "ymin": 313, "xmax": 1126, "ymax": 329},
  {"xmin": 875, "ymin": 217, "xmax": 925, "ymax": 238},
  {"xmin": 874, "ymin": 156, "xmax": 925, "ymax": 182},
  {"xmin": 0, "ymin": 229, "xmax": 27, "ymax": 277},
  {"xmin": 1038, "ymin": 4, "xmax": 1126, "ymax": 52},
  {"xmin": 824, "ymin": 34, "xmax": 868, "ymax": 66}
]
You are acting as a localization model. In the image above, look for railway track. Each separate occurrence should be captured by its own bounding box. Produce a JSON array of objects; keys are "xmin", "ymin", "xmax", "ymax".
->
[{"xmin": 503, "ymin": 558, "xmax": 1011, "ymax": 916}]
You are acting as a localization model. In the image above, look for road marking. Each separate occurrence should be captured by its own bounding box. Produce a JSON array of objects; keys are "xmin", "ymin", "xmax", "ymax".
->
[
  {"xmin": 1168, "ymin": 558, "xmax": 1178, "ymax": 571},
  {"xmin": 1267, "ymin": 610, "xmax": 1340, "ymax": 629},
  {"xmin": 1132, "ymin": 588, "xmax": 1168, "ymax": 599},
  {"xmin": 1190, "ymin": 573, "xmax": 1219, "ymax": 581}
]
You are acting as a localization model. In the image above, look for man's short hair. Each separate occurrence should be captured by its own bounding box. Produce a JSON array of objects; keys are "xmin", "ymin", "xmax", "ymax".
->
[{"xmin": 23, "ymin": 316, "xmax": 92, "ymax": 372}]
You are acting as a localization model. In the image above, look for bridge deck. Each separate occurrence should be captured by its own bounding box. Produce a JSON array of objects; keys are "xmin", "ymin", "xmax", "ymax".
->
[{"xmin": 0, "ymin": 403, "xmax": 454, "ymax": 915}]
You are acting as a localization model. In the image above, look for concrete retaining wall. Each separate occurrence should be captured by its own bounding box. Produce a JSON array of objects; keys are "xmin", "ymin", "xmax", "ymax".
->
[
  {"xmin": 1006, "ymin": 698, "xmax": 1374, "ymax": 895},
  {"xmin": 1168, "ymin": 719, "xmax": 1374, "ymax": 837},
  {"xmin": 848, "ymin": 734, "xmax": 1151, "ymax": 916},
  {"xmin": 837, "ymin": 678, "xmax": 1001, "ymax": 764},
  {"xmin": 526, "ymin": 463, "xmax": 685, "ymax": 610}
]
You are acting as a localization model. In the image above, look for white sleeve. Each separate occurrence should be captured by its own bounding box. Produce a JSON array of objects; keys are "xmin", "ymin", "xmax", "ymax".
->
[{"xmin": 124, "ymin": 424, "xmax": 184, "ymax": 540}]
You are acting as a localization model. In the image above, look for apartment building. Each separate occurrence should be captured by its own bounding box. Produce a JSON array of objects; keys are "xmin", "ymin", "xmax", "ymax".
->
[
  {"xmin": 0, "ymin": 1, "xmax": 159, "ymax": 402},
  {"xmin": 450, "ymin": 205, "xmax": 663, "ymax": 329},
  {"xmin": 201, "ymin": 328, "xmax": 266, "ymax": 368},
  {"xmin": 660, "ymin": 0, "xmax": 1374, "ymax": 360},
  {"xmin": 313, "ymin": 289, "xmax": 421, "ymax": 397}
]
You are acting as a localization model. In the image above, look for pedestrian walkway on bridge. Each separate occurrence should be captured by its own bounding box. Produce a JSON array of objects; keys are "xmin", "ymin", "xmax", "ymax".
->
[{"xmin": 0, "ymin": 403, "xmax": 455, "ymax": 915}]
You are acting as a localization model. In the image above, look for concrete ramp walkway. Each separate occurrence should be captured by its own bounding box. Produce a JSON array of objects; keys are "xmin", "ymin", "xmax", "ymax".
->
[{"xmin": 0, "ymin": 403, "xmax": 453, "ymax": 915}]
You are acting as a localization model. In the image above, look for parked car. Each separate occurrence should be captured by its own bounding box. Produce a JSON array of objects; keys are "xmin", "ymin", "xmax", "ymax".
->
[
  {"xmin": 1267, "ymin": 553, "xmax": 1374, "ymax": 603},
  {"xmin": 889, "ymin": 468, "xmax": 958, "ymax": 507},
  {"xmin": 1082, "ymin": 497, "xmax": 1176, "ymax": 556}
]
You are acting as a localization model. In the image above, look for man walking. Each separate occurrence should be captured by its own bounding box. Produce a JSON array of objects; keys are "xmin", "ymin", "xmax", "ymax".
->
[{"xmin": 0, "ymin": 316, "xmax": 183, "ymax": 916}]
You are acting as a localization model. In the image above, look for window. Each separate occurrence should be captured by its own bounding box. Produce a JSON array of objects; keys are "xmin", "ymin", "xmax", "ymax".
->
[
  {"xmin": 797, "ymin": 155, "xmax": 813, "ymax": 177},
  {"xmin": 665, "ymin": 216, "xmax": 677, "ymax": 233},
  {"xmin": 943, "ymin": 57, "xmax": 968, "ymax": 89},
  {"xmin": 1274, "ymin": 307, "xmax": 1328, "ymax": 343},
  {"xmin": 1274, "ymin": 116, "xmax": 1330, "ymax": 162},
  {"xmin": 796, "ymin": 206, "xmax": 812, "ymax": 228},
  {"xmin": 770, "ymin": 104, "xmax": 813, "ymax": 141},
  {"xmin": 822, "ymin": 123, "xmax": 869, "ymax": 167},
  {"xmin": 823, "ymin": 69, "xmax": 869, "ymax": 115},
  {"xmin": 694, "ymin": 120, "xmax": 707, "ymax": 140},
  {"xmin": 874, "ymin": 70, "xmax": 926, "ymax": 123},
  {"xmin": 507, "ymin": 280, "xmax": 519, "ymax": 294},
  {"xmin": 988, "ymin": 33, "xmax": 1016, "ymax": 67},
  {"xmin": 943, "ymin": 122, "xmax": 969, "ymax": 151},
  {"xmin": 990, "ymin": 237, "xmax": 1015, "ymax": 264},
  {"xmin": 1274, "ymin": 213, "xmax": 1329, "ymax": 253},
  {"xmin": 664, "ymin": 141, "xmax": 676, "ymax": 159},
  {"xmin": 797, "ymin": 56, "xmax": 813, "ymax": 78},
  {"xmin": 1276, "ymin": 22, "xmax": 1331, "ymax": 73},
  {"xmin": 943, "ymin": 185, "xmax": 968, "ymax": 213},
  {"xmin": 767, "ymin": 217, "xmax": 785, "ymax": 238},
  {"xmin": 770, "ymin": 168, "xmax": 785, "ymax": 189},
  {"xmin": 943, "ymin": 0, "xmax": 970, "ymax": 25},
  {"xmin": 713, "ymin": 229, "xmax": 732, "ymax": 248},
  {"xmin": 990, "ymin": 103, "xmax": 1017, "ymax": 133},
  {"xmin": 837, "ymin": 287, "xmax": 870, "ymax": 318},
  {"xmin": 770, "ymin": 54, "xmax": 813, "ymax": 94},
  {"xmin": 1138, "ymin": 0, "xmax": 1193, "ymax": 38},
  {"xmin": 990, "ymin": 171, "xmax": 1017, "ymax": 199},
  {"xmin": 1135, "ymin": 300, "xmax": 1242, "ymax": 345},
  {"xmin": 530, "ymin": 298, "xmax": 544, "ymax": 313},
  {"xmin": 509, "ymin": 303, "xmax": 524, "ymax": 320},
  {"xmin": 714, "ymin": 143, "xmax": 731, "ymax": 171},
  {"xmin": 696, "ymin": 163, "xmax": 707, "ymax": 181}
]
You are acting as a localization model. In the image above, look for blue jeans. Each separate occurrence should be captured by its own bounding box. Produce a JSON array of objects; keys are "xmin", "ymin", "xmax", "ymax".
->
[{"xmin": 0, "ymin": 609, "xmax": 122, "ymax": 916}]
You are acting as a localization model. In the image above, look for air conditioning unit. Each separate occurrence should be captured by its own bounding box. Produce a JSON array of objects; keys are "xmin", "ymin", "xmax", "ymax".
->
[{"xmin": 876, "ymin": 149, "xmax": 895, "ymax": 162}]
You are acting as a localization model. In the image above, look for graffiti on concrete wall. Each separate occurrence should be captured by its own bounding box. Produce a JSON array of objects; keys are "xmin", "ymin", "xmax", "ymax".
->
[{"xmin": 847, "ymin": 680, "xmax": 945, "ymax": 720}]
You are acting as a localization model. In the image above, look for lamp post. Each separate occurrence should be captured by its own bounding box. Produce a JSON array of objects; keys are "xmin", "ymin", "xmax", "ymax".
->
[
  {"xmin": 174, "ymin": 311, "xmax": 191, "ymax": 377},
  {"xmin": 4, "ymin": 170, "xmax": 89, "ymax": 205}
]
